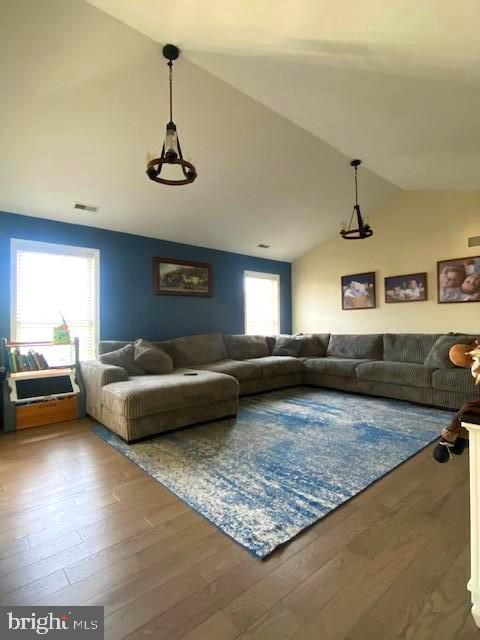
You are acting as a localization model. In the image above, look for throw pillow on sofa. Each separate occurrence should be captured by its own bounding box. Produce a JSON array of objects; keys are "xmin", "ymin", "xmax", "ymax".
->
[
  {"xmin": 425, "ymin": 334, "xmax": 477, "ymax": 368},
  {"xmin": 266, "ymin": 334, "xmax": 284, "ymax": 352},
  {"xmin": 99, "ymin": 344, "xmax": 145, "ymax": 376},
  {"xmin": 134, "ymin": 339, "xmax": 174, "ymax": 374},
  {"xmin": 272, "ymin": 336, "xmax": 302, "ymax": 357},
  {"xmin": 295, "ymin": 333, "xmax": 330, "ymax": 357},
  {"xmin": 223, "ymin": 335, "xmax": 270, "ymax": 360}
]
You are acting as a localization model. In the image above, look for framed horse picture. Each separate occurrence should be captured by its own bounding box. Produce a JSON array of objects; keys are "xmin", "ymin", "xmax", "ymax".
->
[{"xmin": 153, "ymin": 258, "xmax": 212, "ymax": 296}]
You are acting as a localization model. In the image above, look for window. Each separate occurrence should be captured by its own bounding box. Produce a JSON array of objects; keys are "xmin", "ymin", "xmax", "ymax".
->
[
  {"xmin": 244, "ymin": 271, "xmax": 280, "ymax": 335},
  {"xmin": 11, "ymin": 239, "xmax": 99, "ymax": 361}
]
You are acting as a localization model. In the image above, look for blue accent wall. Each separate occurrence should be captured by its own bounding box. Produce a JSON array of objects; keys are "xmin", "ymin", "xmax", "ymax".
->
[{"xmin": 0, "ymin": 211, "xmax": 292, "ymax": 342}]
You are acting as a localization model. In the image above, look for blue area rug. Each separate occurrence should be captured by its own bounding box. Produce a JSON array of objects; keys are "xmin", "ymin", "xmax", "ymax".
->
[{"xmin": 92, "ymin": 387, "xmax": 453, "ymax": 558}]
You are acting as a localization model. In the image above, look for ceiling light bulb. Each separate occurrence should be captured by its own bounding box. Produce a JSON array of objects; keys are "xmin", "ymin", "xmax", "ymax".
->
[{"xmin": 165, "ymin": 122, "xmax": 178, "ymax": 160}]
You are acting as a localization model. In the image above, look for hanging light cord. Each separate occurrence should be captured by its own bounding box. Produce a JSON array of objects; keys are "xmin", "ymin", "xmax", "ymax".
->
[
  {"xmin": 354, "ymin": 164, "xmax": 359, "ymax": 207},
  {"xmin": 345, "ymin": 165, "xmax": 359, "ymax": 230},
  {"xmin": 345, "ymin": 164, "xmax": 361, "ymax": 231},
  {"xmin": 168, "ymin": 60, "xmax": 173, "ymax": 122}
]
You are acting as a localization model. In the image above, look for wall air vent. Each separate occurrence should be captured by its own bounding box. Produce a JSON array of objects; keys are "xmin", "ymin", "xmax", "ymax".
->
[
  {"xmin": 74, "ymin": 202, "xmax": 99, "ymax": 213},
  {"xmin": 468, "ymin": 235, "xmax": 480, "ymax": 248}
]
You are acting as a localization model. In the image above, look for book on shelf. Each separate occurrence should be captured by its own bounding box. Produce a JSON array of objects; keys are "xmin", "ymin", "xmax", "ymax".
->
[
  {"xmin": 7, "ymin": 347, "xmax": 49, "ymax": 373},
  {"xmin": 8, "ymin": 351, "xmax": 16, "ymax": 373},
  {"xmin": 26, "ymin": 352, "xmax": 36, "ymax": 370},
  {"xmin": 38, "ymin": 353, "xmax": 49, "ymax": 369},
  {"xmin": 32, "ymin": 352, "xmax": 42, "ymax": 369}
]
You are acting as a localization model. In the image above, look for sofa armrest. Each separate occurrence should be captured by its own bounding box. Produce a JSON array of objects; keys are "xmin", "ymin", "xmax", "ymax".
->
[{"xmin": 80, "ymin": 360, "xmax": 128, "ymax": 420}]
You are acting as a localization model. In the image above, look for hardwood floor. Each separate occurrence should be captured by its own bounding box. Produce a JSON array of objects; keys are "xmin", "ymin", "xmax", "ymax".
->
[{"xmin": 0, "ymin": 418, "xmax": 476, "ymax": 639}]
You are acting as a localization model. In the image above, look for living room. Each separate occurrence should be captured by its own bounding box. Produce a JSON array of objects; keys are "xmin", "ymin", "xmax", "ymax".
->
[{"xmin": 1, "ymin": 1, "xmax": 480, "ymax": 638}]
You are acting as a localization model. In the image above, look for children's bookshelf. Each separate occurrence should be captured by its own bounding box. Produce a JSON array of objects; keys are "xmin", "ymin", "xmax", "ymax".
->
[{"xmin": 0, "ymin": 337, "xmax": 86, "ymax": 432}]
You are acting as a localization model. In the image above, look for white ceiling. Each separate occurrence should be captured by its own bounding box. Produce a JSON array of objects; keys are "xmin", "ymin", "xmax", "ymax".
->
[
  {"xmin": 0, "ymin": 0, "xmax": 397, "ymax": 261},
  {"xmin": 87, "ymin": 0, "xmax": 480, "ymax": 190}
]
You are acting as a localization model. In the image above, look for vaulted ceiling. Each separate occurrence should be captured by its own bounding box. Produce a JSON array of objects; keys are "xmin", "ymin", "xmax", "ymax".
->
[
  {"xmin": 5, "ymin": 1, "xmax": 478, "ymax": 261},
  {"xmin": 88, "ymin": 0, "xmax": 480, "ymax": 191}
]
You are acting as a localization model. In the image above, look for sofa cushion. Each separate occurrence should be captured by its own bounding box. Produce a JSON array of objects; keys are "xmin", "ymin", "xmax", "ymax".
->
[
  {"xmin": 296, "ymin": 333, "xmax": 330, "ymax": 357},
  {"xmin": 432, "ymin": 369, "xmax": 480, "ymax": 395},
  {"xmin": 266, "ymin": 334, "xmax": 286, "ymax": 353},
  {"xmin": 304, "ymin": 357, "xmax": 372, "ymax": 378},
  {"xmin": 99, "ymin": 339, "xmax": 173, "ymax": 356},
  {"xmin": 223, "ymin": 335, "xmax": 270, "ymax": 360},
  {"xmin": 383, "ymin": 334, "xmax": 442, "ymax": 364},
  {"xmin": 134, "ymin": 339, "xmax": 174, "ymax": 374},
  {"xmin": 245, "ymin": 356, "xmax": 303, "ymax": 378},
  {"xmin": 425, "ymin": 334, "xmax": 478, "ymax": 368},
  {"xmin": 101, "ymin": 370, "xmax": 238, "ymax": 419},
  {"xmin": 356, "ymin": 361, "xmax": 435, "ymax": 388},
  {"xmin": 168, "ymin": 333, "xmax": 227, "ymax": 368},
  {"xmin": 99, "ymin": 344, "xmax": 145, "ymax": 376},
  {"xmin": 98, "ymin": 341, "xmax": 132, "ymax": 356},
  {"xmin": 194, "ymin": 359, "xmax": 262, "ymax": 381},
  {"xmin": 272, "ymin": 336, "xmax": 302, "ymax": 357},
  {"xmin": 327, "ymin": 334, "xmax": 383, "ymax": 360}
]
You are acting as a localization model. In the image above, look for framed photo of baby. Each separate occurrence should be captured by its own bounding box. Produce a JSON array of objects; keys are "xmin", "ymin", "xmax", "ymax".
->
[
  {"xmin": 385, "ymin": 273, "xmax": 427, "ymax": 303},
  {"xmin": 341, "ymin": 272, "xmax": 376, "ymax": 310},
  {"xmin": 437, "ymin": 256, "xmax": 480, "ymax": 303}
]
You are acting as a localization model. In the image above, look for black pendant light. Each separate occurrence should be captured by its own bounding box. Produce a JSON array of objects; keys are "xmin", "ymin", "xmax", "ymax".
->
[
  {"xmin": 340, "ymin": 159, "xmax": 373, "ymax": 239},
  {"xmin": 146, "ymin": 44, "xmax": 197, "ymax": 186}
]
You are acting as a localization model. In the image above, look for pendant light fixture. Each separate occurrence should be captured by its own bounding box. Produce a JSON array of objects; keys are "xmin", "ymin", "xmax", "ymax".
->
[
  {"xmin": 146, "ymin": 44, "xmax": 197, "ymax": 186},
  {"xmin": 340, "ymin": 159, "xmax": 373, "ymax": 240}
]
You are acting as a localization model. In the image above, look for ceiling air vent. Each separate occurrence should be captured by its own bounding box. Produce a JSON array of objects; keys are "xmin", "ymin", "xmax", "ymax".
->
[
  {"xmin": 468, "ymin": 235, "xmax": 480, "ymax": 248},
  {"xmin": 74, "ymin": 202, "xmax": 99, "ymax": 213}
]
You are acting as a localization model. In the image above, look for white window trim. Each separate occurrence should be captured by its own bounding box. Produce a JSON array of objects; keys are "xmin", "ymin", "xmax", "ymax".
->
[
  {"xmin": 243, "ymin": 270, "xmax": 281, "ymax": 335},
  {"xmin": 10, "ymin": 238, "xmax": 100, "ymax": 353}
]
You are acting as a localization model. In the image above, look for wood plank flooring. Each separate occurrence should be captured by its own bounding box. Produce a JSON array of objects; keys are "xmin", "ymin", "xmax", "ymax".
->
[{"xmin": 0, "ymin": 418, "xmax": 476, "ymax": 639}]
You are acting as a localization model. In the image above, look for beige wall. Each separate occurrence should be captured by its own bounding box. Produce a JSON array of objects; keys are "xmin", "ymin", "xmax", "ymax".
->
[{"xmin": 293, "ymin": 191, "xmax": 480, "ymax": 334}]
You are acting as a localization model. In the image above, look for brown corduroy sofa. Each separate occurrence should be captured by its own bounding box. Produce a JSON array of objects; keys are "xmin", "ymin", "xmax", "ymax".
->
[{"xmin": 80, "ymin": 332, "xmax": 480, "ymax": 442}]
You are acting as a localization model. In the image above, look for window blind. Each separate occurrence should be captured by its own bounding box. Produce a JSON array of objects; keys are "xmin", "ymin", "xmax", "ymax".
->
[
  {"xmin": 244, "ymin": 271, "xmax": 280, "ymax": 335},
  {"xmin": 11, "ymin": 240, "xmax": 99, "ymax": 361}
]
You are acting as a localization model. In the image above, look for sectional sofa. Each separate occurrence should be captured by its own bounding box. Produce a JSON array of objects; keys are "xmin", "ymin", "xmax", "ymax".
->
[{"xmin": 80, "ymin": 332, "xmax": 480, "ymax": 442}]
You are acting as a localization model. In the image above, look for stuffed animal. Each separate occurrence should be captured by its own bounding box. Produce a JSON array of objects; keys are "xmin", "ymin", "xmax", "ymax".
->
[
  {"xmin": 433, "ymin": 340, "xmax": 480, "ymax": 463},
  {"xmin": 470, "ymin": 342, "xmax": 480, "ymax": 382},
  {"xmin": 449, "ymin": 343, "xmax": 474, "ymax": 368}
]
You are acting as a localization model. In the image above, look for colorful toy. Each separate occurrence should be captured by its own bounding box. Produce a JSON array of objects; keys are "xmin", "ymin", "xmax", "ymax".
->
[{"xmin": 53, "ymin": 312, "xmax": 71, "ymax": 345}]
